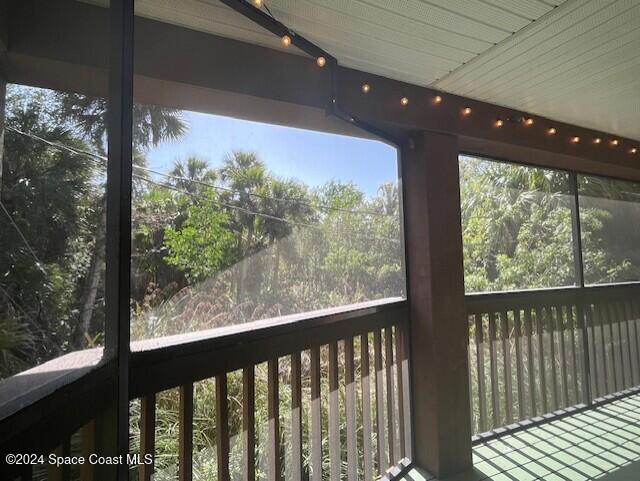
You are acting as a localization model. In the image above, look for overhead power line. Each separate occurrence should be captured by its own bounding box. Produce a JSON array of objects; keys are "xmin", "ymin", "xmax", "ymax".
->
[
  {"xmin": 7, "ymin": 126, "xmax": 393, "ymax": 218},
  {"xmin": 5, "ymin": 127, "xmax": 401, "ymax": 244},
  {"xmin": 0, "ymin": 200, "xmax": 48, "ymax": 275}
]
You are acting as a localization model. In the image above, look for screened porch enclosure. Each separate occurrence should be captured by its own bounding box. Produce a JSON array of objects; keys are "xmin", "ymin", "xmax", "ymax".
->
[{"xmin": 2, "ymin": 1, "xmax": 640, "ymax": 481}]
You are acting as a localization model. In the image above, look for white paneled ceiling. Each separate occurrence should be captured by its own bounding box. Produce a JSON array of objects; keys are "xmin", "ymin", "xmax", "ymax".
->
[{"xmin": 85, "ymin": 0, "xmax": 639, "ymax": 140}]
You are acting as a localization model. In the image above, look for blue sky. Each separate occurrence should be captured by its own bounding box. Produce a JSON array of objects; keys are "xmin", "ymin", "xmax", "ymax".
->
[{"xmin": 146, "ymin": 111, "xmax": 399, "ymax": 196}]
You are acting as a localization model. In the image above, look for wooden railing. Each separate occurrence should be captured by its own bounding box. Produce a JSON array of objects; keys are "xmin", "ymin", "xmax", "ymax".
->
[
  {"xmin": 5, "ymin": 301, "xmax": 411, "ymax": 481},
  {"xmin": 128, "ymin": 300, "xmax": 412, "ymax": 481},
  {"xmin": 466, "ymin": 284, "xmax": 640, "ymax": 435}
]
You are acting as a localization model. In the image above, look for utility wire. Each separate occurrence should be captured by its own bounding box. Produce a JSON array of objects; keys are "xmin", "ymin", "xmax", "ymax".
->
[
  {"xmin": 0, "ymin": 200, "xmax": 48, "ymax": 275},
  {"xmin": 6, "ymin": 127, "xmax": 400, "ymax": 243},
  {"xmin": 7, "ymin": 126, "xmax": 393, "ymax": 218},
  {"xmin": 136, "ymin": 173, "xmax": 400, "ymax": 244}
]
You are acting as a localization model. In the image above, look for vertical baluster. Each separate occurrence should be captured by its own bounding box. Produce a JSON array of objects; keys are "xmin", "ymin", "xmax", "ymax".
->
[
  {"xmin": 394, "ymin": 327, "xmax": 406, "ymax": 459},
  {"xmin": 557, "ymin": 305, "xmax": 569, "ymax": 408},
  {"xmin": 384, "ymin": 327, "xmax": 396, "ymax": 464},
  {"xmin": 525, "ymin": 308, "xmax": 536, "ymax": 417},
  {"xmin": 596, "ymin": 303, "xmax": 609, "ymax": 396},
  {"xmin": 310, "ymin": 346, "xmax": 322, "ymax": 481},
  {"xmin": 609, "ymin": 301, "xmax": 626, "ymax": 390},
  {"xmin": 586, "ymin": 303, "xmax": 599, "ymax": 400},
  {"xmin": 216, "ymin": 374, "xmax": 230, "ymax": 481},
  {"xmin": 633, "ymin": 300, "xmax": 640, "ymax": 384},
  {"xmin": 80, "ymin": 421, "xmax": 95, "ymax": 481},
  {"xmin": 291, "ymin": 352, "xmax": 303, "ymax": 481},
  {"xmin": 329, "ymin": 342, "xmax": 340, "ymax": 481},
  {"xmin": 535, "ymin": 307, "xmax": 548, "ymax": 414},
  {"xmin": 374, "ymin": 329, "xmax": 387, "ymax": 472},
  {"xmin": 345, "ymin": 338, "xmax": 357, "ymax": 481},
  {"xmin": 618, "ymin": 301, "xmax": 634, "ymax": 389},
  {"xmin": 62, "ymin": 435, "xmax": 71, "ymax": 481},
  {"xmin": 268, "ymin": 359, "xmax": 281, "ymax": 481},
  {"xmin": 475, "ymin": 313, "xmax": 487, "ymax": 432},
  {"xmin": 513, "ymin": 310, "xmax": 524, "ymax": 420},
  {"xmin": 603, "ymin": 302, "xmax": 619, "ymax": 393},
  {"xmin": 624, "ymin": 299, "xmax": 640, "ymax": 385},
  {"xmin": 468, "ymin": 327, "xmax": 475, "ymax": 434},
  {"xmin": 568, "ymin": 306, "xmax": 580, "ymax": 405},
  {"xmin": 548, "ymin": 307, "xmax": 559, "ymax": 411},
  {"xmin": 50, "ymin": 437, "xmax": 71, "ymax": 481},
  {"xmin": 48, "ymin": 445, "xmax": 63, "ymax": 481},
  {"xmin": 139, "ymin": 395, "xmax": 155, "ymax": 481},
  {"xmin": 399, "ymin": 324, "xmax": 412, "ymax": 460},
  {"xmin": 500, "ymin": 311, "xmax": 513, "ymax": 424},
  {"xmin": 488, "ymin": 312, "xmax": 499, "ymax": 427},
  {"xmin": 361, "ymin": 334, "xmax": 373, "ymax": 481},
  {"xmin": 576, "ymin": 298, "xmax": 591, "ymax": 405},
  {"xmin": 243, "ymin": 367, "xmax": 256, "ymax": 481},
  {"xmin": 179, "ymin": 384, "xmax": 193, "ymax": 481}
]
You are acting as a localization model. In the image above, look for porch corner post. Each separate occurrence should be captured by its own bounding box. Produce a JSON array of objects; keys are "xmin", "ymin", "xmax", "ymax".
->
[
  {"xmin": 0, "ymin": 80, "xmax": 5, "ymax": 196},
  {"xmin": 402, "ymin": 131, "xmax": 472, "ymax": 477},
  {"xmin": 104, "ymin": 0, "xmax": 134, "ymax": 479}
]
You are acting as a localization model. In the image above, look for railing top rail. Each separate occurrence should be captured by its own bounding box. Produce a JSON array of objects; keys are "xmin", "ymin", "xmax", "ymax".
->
[
  {"xmin": 130, "ymin": 298, "xmax": 408, "ymax": 397},
  {"xmin": 465, "ymin": 282, "xmax": 640, "ymax": 314}
]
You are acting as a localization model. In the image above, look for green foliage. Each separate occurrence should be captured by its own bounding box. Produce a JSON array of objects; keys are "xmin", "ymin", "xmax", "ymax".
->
[
  {"xmin": 164, "ymin": 190, "xmax": 236, "ymax": 281},
  {"xmin": 460, "ymin": 156, "xmax": 640, "ymax": 293}
]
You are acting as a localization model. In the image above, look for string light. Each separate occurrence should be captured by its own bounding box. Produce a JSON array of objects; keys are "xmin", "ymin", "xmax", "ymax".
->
[
  {"xmin": 433, "ymin": 95, "xmax": 443, "ymax": 104},
  {"xmin": 611, "ymin": 139, "xmax": 619, "ymax": 147},
  {"xmin": 254, "ymin": 0, "xmax": 262, "ymax": 6},
  {"xmin": 524, "ymin": 117, "xmax": 534, "ymax": 126},
  {"xmin": 631, "ymin": 148, "xmax": 638, "ymax": 154},
  {"xmin": 361, "ymin": 83, "xmax": 371, "ymax": 94},
  {"xmin": 281, "ymin": 35, "xmax": 291, "ymax": 47},
  {"xmin": 462, "ymin": 107, "xmax": 472, "ymax": 116},
  {"xmin": 400, "ymin": 97, "xmax": 409, "ymax": 107},
  {"xmin": 594, "ymin": 137, "xmax": 602, "ymax": 144},
  {"xmin": 316, "ymin": 56, "xmax": 326, "ymax": 67},
  {"xmin": 571, "ymin": 136, "xmax": 581, "ymax": 144},
  {"xmin": 547, "ymin": 127, "xmax": 557, "ymax": 135},
  {"xmin": 494, "ymin": 119, "xmax": 504, "ymax": 128}
]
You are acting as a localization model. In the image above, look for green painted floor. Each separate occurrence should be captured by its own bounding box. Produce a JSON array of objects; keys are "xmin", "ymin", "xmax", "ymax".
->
[{"xmin": 401, "ymin": 393, "xmax": 640, "ymax": 481}]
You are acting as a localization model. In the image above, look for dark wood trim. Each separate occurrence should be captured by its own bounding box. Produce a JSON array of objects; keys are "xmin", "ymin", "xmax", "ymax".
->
[
  {"xmin": 0, "ymin": 80, "xmax": 5, "ymax": 190},
  {"xmin": 0, "ymin": 362, "xmax": 115, "ymax": 480},
  {"xmin": 130, "ymin": 299, "xmax": 407, "ymax": 397},
  {"xmin": 459, "ymin": 138, "xmax": 640, "ymax": 184},
  {"xmin": 337, "ymin": 68, "xmax": 640, "ymax": 176},
  {"xmin": 403, "ymin": 132, "xmax": 472, "ymax": 477},
  {"xmin": 466, "ymin": 283, "xmax": 640, "ymax": 315},
  {"xmin": 0, "ymin": 0, "xmax": 7, "ymax": 53},
  {"xmin": 105, "ymin": 0, "xmax": 134, "ymax": 479},
  {"xmin": 4, "ymin": 0, "xmax": 639, "ymax": 183}
]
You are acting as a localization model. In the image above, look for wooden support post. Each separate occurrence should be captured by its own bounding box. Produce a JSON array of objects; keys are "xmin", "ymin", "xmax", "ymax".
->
[
  {"xmin": 0, "ymin": 80, "xmax": 5, "ymax": 196},
  {"xmin": 402, "ymin": 131, "xmax": 472, "ymax": 477}
]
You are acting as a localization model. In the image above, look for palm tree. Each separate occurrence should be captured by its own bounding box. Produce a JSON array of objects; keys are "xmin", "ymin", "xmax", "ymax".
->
[
  {"xmin": 170, "ymin": 156, "xmax": 217, "ymax": 194},
  {"xmin": 57, "ymin": 92, "xmax": 188, "ymax": 347},
  {"xmin": 261, "ymin": 178, "xmax": 313, "ymax": 295},
  {"xmin": 219, "ymin": 151, "xmax": 266, "ymax": 302}
]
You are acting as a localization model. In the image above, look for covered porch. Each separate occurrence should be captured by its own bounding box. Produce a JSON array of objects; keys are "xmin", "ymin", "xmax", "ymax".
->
[{"xmin": 1, "ymin": 1, "xmax": 640, "ymax": 480}]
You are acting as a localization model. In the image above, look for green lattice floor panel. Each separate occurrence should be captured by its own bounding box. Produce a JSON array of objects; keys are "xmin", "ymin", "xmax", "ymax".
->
[{"xmin": 401, "ymin": 394, "xmax": 640, "ymax": 480}]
